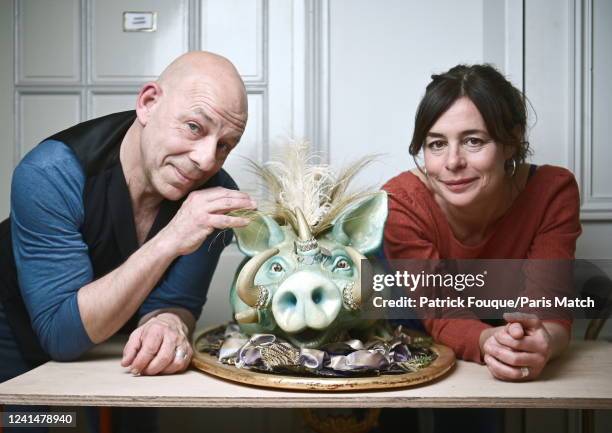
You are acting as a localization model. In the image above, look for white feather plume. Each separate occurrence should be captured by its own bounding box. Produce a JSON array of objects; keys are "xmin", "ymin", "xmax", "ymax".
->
[
  {"xmin": 265, "ymin": 141, "xmax": 332, "ymax": 226},
  {"xmin": 245, "ymin": 140, "xmax": 377, "ymax": 236}
]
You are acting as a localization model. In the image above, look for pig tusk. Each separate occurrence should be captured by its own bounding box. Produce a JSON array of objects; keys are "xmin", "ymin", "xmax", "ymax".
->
[
  {"xmin": 235, "ymin": 307, "xmax": 259, "ymax": 324},
  {"xmin": 236, "ymin": 247, "xmax": 279, "ymax": 307}
]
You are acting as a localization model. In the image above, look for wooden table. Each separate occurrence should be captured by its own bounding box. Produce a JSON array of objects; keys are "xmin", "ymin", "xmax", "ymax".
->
[{"xmin": 0, "ymin": 340, "xmax": 611, "ymax": 409}]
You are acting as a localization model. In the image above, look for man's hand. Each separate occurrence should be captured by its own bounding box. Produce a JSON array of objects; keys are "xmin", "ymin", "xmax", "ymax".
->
[
  {"xmin": 482, "ymin": 312, "xmax": 552, "ymax": 381},
  {"xmin": 161, "ymin": 187, "xmax": 256, "ymax": 257},
  {"xmin": 121, "ymin": 312, "xmax": 193, "ymax": 375}
]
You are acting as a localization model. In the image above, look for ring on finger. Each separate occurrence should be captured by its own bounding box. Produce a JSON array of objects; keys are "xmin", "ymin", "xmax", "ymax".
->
[{"xmin": 174, "ymin": 346, "xmax": 187, "ymax": 361}]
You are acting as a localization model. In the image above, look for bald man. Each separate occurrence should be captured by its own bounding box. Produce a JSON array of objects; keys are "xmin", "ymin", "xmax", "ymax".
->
[{"xmin": 0, "ymin": 51, "xmax": 254, "ymax": 382}]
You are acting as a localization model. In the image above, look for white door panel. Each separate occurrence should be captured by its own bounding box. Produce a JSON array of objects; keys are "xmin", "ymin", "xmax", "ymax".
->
[
  {"xmin": 17, "ymin": 0, "xmax": 81, "ymax": 84},
  {"xmin": 591, "ymin": 0, "xmax": 612, "ymax": 198},
  {"xmin": 525, "ymin": 0, "xmax": 571, "ymax": 169},
  {"xmin": 17, "ymin": 93, "xmax": 81, "ymax": 157},
  {"xmin": 201, "ymin": 0, "xmax": 264, "ymax": 81},
  {"xmin": 89, "ymin": 92, "xmax": 138, "ymax": 119},
  {"xmin": 91, "ymin": 0, "xmax": 189, "ymax": 83},
  {"xmin": 267, "ymin": 0, "xmax": 300, "ymax": 141}
]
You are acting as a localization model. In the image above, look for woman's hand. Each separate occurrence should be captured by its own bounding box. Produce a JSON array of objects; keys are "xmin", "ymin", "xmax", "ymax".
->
[{"xmin": 481, "ymin": 312, "xmax": 552, "ymax": 381}]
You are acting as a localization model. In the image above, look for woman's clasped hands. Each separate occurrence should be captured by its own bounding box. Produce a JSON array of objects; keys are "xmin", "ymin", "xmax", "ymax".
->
[{"xmin": 482, "ymin": 312, "xmax": 553, "ymax": 381}]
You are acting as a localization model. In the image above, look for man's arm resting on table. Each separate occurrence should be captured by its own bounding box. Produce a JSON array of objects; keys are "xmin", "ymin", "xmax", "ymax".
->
[
  {"xmin": 79, "ymin": 187, "xmax": 254, "ymax": 344},
  {"xmin": 77, "ymin": 233, "xmax": 180, "ymax": 344}
]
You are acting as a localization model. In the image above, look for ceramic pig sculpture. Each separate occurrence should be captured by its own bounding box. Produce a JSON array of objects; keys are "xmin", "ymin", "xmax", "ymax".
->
[{"xmin": 229, "ymin": 192, "xmax": 387, "ymax": 349}]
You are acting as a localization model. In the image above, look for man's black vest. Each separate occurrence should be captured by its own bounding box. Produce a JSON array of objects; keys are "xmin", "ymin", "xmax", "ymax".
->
[{"xmin": 0, "ymin": 110, "xmax": 236, "ymax": 367}]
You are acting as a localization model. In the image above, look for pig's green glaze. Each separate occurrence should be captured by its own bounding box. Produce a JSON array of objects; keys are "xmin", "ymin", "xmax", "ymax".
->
[{"xmin": 229, "ymin": 192, "xmax": 388, "ymax": 349}]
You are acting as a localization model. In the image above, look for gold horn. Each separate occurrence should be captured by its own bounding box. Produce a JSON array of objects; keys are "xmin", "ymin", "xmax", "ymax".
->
[
  {"xmin": 236, "ymin": 247, "xmax": 279, "ymax": 307},
  {"xmin": 295, "ymin": 207, "xmax": 313, "ymax": 241}
]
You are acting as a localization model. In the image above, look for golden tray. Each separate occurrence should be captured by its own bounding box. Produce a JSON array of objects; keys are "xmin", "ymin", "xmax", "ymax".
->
[{"xmin": 191, "ymin": 326, "xmax": 456, "ymax": 391}]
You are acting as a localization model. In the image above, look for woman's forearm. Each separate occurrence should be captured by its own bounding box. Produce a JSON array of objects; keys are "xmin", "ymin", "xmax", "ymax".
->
[{"xmin": 543, "ymin": 321, "xmax": 571, "ymax": 360}]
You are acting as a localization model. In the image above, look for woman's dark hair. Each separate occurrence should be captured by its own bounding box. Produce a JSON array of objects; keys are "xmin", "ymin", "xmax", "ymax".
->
[{"xmin": 410, "ymin": 64, "xmax": 531, "ymax": 166}]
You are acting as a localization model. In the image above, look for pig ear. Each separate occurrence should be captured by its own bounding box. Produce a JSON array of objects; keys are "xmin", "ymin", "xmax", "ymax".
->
[
  {"xmin": 330, "ymin": 191, "xmax": 388, "ymax": 255},
  {"xmin": 234, "ymin": 214, "xmax": 285, "ymax": 257}
]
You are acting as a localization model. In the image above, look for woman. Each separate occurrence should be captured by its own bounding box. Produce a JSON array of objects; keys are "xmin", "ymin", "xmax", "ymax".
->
[{"xmin": 383, "ymin": 64, "xmax": 581, "ymax": 381}]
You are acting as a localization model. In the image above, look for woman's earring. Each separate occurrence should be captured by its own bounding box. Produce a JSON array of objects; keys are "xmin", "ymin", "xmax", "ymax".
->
[
  {"xmin": 506, "ymin": 158, "xmax": 517, "ymax": 177},
  {"xmin": 423, "ymin": 167, "xmax": 428, "ymax": 177}
]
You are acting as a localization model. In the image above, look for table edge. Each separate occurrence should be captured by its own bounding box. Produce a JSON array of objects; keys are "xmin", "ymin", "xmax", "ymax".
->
[{"xmin": 0, "ymin": 394, "xmax": 610, "ymax": 409}]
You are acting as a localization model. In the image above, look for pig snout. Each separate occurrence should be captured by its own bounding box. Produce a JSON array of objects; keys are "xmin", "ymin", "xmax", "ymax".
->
[{"xmin": 271, "ymin": 271, "xmax": 342, "ymax": 333}]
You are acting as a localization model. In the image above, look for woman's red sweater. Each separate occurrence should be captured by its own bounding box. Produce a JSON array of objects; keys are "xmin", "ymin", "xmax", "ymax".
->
[{"xmin": 383, "ymin": 165, "xmax": 582, "ymax": 363}]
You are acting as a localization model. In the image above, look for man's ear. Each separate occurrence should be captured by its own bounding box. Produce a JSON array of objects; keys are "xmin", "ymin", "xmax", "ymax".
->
[
  {"xmin": 330, "ymin": 191, "xmax": 388, "ymax": 255},
  {"xmin": 135, "ymin": 82, "xmax": 162, "ymax": 126},
  {"xmin": 234, "ymin": 214, "xmax": 285, "ymax": 257}
]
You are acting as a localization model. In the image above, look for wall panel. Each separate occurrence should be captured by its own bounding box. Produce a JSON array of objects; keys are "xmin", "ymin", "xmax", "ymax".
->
[
  {"xmin": 17, "ymin": 0, "xmax": 81, "ymax": 84},
  {"xmin": 570, "ymin": 0, "xmax": 612, "ymax": 220},
  {"xmin": 200, "ymin": 0, "xmax": 265, "ymax": 81},
  {"xmin": 525, "ymin": 0, "xmax": 571, "ymax": 169},
  {"xmin": 17, "ymin": 92, "xmax": 81, "ymax": 157},
  {"xmin": 590, "ymin": 0, "xmax": 612, "ymax": 199},
  {"xmin": 91, "ymin": 0, "xmax": 189, "ymax": 83},
  {"xmin": 89, "ymin": 91, "xmax": 138, "ymax": 119}
]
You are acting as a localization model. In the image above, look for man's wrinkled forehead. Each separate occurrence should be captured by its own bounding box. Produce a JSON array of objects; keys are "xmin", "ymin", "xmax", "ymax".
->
[
  {"xmin": 169, "ymin": 74, "xmax": 247, "ymax": 119},
  {"xmin": 186, "ymin": 105, "xmax": 246, "ymax": 141}
]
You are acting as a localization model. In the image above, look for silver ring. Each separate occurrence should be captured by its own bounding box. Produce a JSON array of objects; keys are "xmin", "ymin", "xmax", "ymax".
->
[
  {"xmin": 520, "ymin": 367, "xmax": 529, "ymax": 378},
  {"xmin": 295, "ymin": 238, "xmax": 318, "ymax": 253},
  {"xmin": 174, "ymin": 346, "xmax": 187, "ymax": 360}
]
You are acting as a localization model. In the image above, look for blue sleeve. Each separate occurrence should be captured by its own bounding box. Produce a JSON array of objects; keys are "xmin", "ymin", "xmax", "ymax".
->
[
  {"xmin": 10, "ymin": 140, "xmax": 94, "ymax": 361},
  {"xmin": 139, "ymin": 230, "xmax": 234, "ymax": 320}
]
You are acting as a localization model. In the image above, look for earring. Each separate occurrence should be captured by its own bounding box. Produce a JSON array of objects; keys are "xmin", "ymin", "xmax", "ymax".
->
[{"xmin": 506, "ymin": 158, "xmax": 517, "ymax": 177}]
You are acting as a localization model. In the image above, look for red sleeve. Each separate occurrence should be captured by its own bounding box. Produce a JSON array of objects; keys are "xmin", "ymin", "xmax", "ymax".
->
[
  {"xmin": 525, "ymin": 170, "xmax": 582, "ymax": 334},
  {"xmin": 421, "ymin": 318, "xmax": 491, "ymax": 364},
  {"xmin": 383, "ymin": 178, "xmax": 491, "ymax": 364},
  {"xmin": 383, "ymin": 180, "xmax": 439, "ymax": 260},
  {"xmin": 528, "ymin": 170, "xmax": 582, "ymax": 259}
]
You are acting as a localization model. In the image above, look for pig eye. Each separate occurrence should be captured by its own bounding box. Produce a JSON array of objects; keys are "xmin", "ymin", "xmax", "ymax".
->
[
  {"xmin": 334, "ymin": 258, "xmax": 351, "ymax": 271},
  {"xmin": 270, "ymin": 262, "xmax": 284, "ymax": 273}
]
